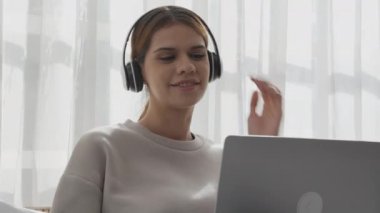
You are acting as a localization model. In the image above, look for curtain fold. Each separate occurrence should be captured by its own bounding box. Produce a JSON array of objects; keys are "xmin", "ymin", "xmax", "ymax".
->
[{"xmin": 1, "ymin": 0, "xmax": 379, "ymax": 207}]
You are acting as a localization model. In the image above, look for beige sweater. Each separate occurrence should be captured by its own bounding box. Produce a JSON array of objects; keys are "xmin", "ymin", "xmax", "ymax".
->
[{"xmin": 51, "ymin": 120, "xmax": 222, "ymax": 213}]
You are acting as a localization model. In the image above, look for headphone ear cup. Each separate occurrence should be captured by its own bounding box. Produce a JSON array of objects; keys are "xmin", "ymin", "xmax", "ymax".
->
[
  {"xmin": 207, "ymin": 51, "xmax": 222, "ymax": 82},
  {"xmin": 125, "ymin": 60, "xmax": 144, "ymax": 92}
]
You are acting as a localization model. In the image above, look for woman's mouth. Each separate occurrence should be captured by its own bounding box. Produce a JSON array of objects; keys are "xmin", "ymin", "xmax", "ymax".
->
[{"xmin": 170, "ymin": 80, "xmax": 200, "ymax": 90}]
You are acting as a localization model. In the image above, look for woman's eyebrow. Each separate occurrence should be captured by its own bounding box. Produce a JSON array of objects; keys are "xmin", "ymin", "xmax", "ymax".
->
[
  {"xmin": 154, "ymin": 45, "xmax": 206, "ymax": 53},
  {"xmin": 154, "ymin": 47, "xmax": 175, "ymax": 53},
  {"xmin": 191, "ymin": 45, "xmax": 206, "ymax": 50}
]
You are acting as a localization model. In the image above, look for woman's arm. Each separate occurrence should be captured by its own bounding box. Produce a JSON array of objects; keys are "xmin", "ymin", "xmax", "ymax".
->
[
  {"xmin": 51, "ymin": 174, "xmax": 102, "ymax": 213},
  {"xmin": 51, "ymin": 133, "xmax": 106, "ymax": 213}
]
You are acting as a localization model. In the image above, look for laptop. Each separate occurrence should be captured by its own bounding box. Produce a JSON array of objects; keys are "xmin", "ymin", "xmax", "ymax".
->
[{"xmin": 215, "ymin": 135, "xmax": 380, "ymax": 213}]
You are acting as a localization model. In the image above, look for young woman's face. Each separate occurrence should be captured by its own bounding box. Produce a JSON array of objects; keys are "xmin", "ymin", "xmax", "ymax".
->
[{"xmin": 142, "ymin": 23, "xmax": 210, "ymax": 110}]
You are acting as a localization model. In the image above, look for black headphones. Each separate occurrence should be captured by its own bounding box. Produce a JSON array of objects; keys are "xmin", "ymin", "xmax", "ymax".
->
[{"xmin": 122, "ymin": 7, "xmax": 222, "ymax": 92}]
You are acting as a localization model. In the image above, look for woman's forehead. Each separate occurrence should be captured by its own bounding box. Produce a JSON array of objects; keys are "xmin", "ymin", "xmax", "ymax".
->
[{"xmin": 149, "ymin": 23, "xmax": 206, "ymax": 50}]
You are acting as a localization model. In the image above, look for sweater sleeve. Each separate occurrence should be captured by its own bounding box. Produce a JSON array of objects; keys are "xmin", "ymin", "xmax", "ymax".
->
[
  {"xmin": 51, "ymin": 174, "xmax": 102, "ymax": 213},
  {"xmin": 51, "ymin": 131, "xmax": 108, "ymax": 213}
]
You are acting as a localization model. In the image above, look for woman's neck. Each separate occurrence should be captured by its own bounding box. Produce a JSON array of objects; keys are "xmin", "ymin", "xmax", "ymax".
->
[{"xmin": 138, "ymin": 102, "xmax": 194, "ymax": 141}]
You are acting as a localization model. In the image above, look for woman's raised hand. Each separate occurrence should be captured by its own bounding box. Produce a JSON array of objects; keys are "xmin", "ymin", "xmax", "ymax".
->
[{"xmin": 248, "ymin": 77, "xmax": 282, "ymax": 136}]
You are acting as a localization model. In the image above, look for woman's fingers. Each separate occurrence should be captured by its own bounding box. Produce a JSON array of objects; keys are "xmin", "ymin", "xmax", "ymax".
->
[
  {"xmin": 251, "ymin": 77, "xmax": 281, "ymax": 103},
  {"xmin": 252, "ymin": 77, "xmax": 280, "ymax": 94},
  {"xmin": 250, "ymin": 90, "xmax": 259, "ymax": 117}
]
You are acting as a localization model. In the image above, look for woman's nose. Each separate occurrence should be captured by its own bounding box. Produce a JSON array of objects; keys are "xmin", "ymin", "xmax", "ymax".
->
[{"xmin": 177, "ymin": 56, "xmax": 196, "ymax": 74}]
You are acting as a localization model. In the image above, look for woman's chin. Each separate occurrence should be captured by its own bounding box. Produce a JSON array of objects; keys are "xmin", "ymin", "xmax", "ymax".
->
[{"xmin": 170, "ymin": 96, "xmax": 204, "ymax": 109}]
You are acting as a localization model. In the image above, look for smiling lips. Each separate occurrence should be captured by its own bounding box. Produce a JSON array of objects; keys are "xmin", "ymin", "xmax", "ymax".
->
[{"xmin": 170, "ymin": 80, "xmax": 200, "ymax": 88}]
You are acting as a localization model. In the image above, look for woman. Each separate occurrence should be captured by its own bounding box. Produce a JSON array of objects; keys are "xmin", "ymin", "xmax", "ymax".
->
[{"xmin": 51, "ymin": 5, "xmax": 282, "ymax": 213}]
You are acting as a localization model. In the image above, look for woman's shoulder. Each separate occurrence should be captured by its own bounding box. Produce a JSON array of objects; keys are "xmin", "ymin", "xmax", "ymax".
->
[
  {"xmin": 75, "ymin": 119, "xmax": 139, "ymax": 146},
  {"xmin": 61, "ymin": 120, "xmax": 146, "ymax": 189}
]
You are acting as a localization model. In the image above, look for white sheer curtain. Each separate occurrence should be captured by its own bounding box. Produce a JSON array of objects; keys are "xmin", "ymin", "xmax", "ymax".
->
[{"xmin": 1, "ymin": 0, "xmax": 379, "ymax": 207}]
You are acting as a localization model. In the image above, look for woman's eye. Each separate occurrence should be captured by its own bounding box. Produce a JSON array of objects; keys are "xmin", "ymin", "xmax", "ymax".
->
[
  {"xmin": 159, "ymin": 56, "xmax": 175, "ymax": 61},
  {"xmin": 191, "ymin": 53, "xmax": 206, "ymax": 60}
]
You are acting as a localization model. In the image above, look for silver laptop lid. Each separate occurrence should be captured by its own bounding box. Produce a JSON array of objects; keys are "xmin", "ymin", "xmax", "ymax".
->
[{"xmin": 216, "ymin": 135, "xmax": 380, "ymax": 213}]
